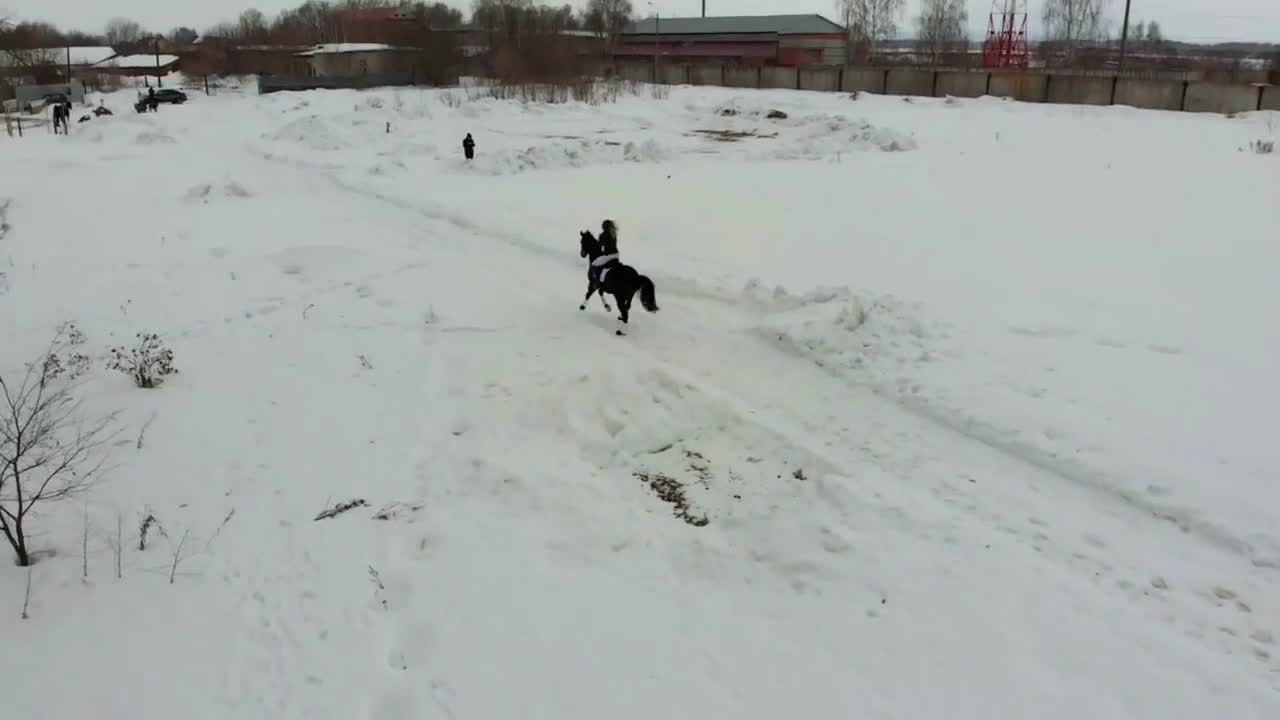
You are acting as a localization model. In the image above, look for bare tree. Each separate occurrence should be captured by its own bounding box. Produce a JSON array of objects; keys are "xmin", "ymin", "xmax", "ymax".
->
[
  {"xmin": 238, "ymin": 9, "xmax": 269, "ymax": 43},
  {"xmin": 1145, "ymin": 19, "xmax": 1163, "ymax": 47},
  {"xmin": 1043, "ymin": 0, "xmax": 1109, "ymax": 65},
  {"xmin": 583, "ymin": 0, "xmax": 633, "ymax": 39},
  {"xmin": 170, "ymin": 27, "xmax": 199, "ymax": 46},
  {"xmin": 105, "ymin": 17, "xmax": 145, "ymax": 48},
  {"xmin": 0, "ymin": 333, "xmax": 120, "ymax": 567},
  {"xmin": 915, "ymin": 0, "xmax": 967, "ymax": 65},
  {"xmin": 838, "ymin": 0, "xmax": 906, "ymax": 63}
]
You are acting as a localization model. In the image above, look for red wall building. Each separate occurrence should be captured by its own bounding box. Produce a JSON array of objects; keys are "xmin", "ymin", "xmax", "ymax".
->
[{"xmin": 615, "ymin": 14, "xmax": 846, "ymax": 67}]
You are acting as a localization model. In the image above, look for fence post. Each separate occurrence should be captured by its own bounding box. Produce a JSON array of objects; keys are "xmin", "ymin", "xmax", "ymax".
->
[
  {"xmin": 881, "ymin": 68, "xmax": 889, "ymax": 93},
  {"xmin": 931, "ymin": 70, "xmax": 939, "ymax": 97},
  {"xmin": 984, "ymin": 72, "xmax": 992, "ymax": 96},
  {"xmin": 1109, "ymin": 75, "xmax": 1118, "ymax": 105},
  {"xmin": 1258, "ymin": 84, "xmax": 1265, "ymax": 112},
  {"xmin": 721, "ymin": 64, "xmax": 726, "ymax": 86},
  {"xmin": 838, "ymin": 66, "xmax": 845, "ymax": 93},
  {"xmin": 1179, "ymin": 80, "xmax": 1189, "ymax": 112},
  {"xmin": 756, "ymin": 65, "xmax": 762, "ymax": 89},
  {"xmin": 1044, "ymin": 74, "xmax": 1053, "ymax": 103},
  {"xmin": 796, "ymin": 67, "xmax": 802, "ymax": 91}
]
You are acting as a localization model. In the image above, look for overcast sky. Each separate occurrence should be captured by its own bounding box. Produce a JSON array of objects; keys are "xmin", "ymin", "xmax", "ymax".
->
[{"xmin": 4, "ymin": 0, "xmax": 1278, "ymax": 44}]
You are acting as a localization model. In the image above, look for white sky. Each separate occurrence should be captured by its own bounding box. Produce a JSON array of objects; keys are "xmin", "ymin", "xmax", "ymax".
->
[{"xmin": 4, "ymin": 1, "xmax": 1278, "ymax": 44}]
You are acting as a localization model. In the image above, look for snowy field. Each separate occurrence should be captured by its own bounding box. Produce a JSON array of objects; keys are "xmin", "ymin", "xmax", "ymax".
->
[{"xmin": 2, "ymin": 78, "xmax": 1279, "ymax": 719}]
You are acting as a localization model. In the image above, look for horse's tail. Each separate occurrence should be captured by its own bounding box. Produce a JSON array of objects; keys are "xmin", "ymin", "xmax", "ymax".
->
[{"xmin": 638, "ymin": 275, "xmax": 659, "ymax": 313}]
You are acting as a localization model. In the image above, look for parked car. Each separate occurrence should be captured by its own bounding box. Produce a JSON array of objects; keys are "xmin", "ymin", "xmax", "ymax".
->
[{"xmin": 153, "ymin": 89, "xmax": 187, "ymax": 105}]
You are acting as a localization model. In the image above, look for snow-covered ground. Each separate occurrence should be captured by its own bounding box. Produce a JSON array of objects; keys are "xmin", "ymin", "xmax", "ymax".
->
[{"xmin": 2, "ymin": 79, "xmax": 1278, "ymax": 719}]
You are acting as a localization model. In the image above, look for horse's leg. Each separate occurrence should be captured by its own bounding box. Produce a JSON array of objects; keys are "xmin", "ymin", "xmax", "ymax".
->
[
  {"xmin": 580, "ymin": 279, "xmax": 595, "ymax": 311},
  {"xmin": 615, "ymin": 294, "xmax": 631, "ymax": 336}
]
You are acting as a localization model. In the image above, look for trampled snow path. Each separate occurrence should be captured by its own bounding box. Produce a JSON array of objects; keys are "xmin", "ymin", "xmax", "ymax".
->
[{"xmin": 1, "ymin": 84, "xmax": 1278, "ymax": 719}]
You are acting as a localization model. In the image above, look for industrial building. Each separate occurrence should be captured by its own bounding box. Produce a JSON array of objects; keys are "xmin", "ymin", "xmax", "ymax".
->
[{"xmin": 614, "ymin": 14, "xmax": 847, "ymax": 66}]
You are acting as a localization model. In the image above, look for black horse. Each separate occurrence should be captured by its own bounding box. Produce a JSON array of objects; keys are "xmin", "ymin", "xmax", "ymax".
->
[{"xmin": 579, "ymin": 230, "xmax": 659, "ymax": 336}]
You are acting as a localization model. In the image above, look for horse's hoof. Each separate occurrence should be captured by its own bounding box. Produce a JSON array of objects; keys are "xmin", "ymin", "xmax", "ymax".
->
[
  {"xmin": 616, "ymin": 330, "xmax": 625, "ymax": 336},
  {"xmin": 579, "ymin": 305, "xmax": 586, "ymax": 311}
]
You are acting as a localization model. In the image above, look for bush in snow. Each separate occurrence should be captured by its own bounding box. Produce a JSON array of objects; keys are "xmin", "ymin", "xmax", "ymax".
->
[
  {"xmin": 1249, "ymin": 139, "xmax": 1274, "ymax": 155},
  {"xmin": 108, "ymin": 333, "xmax": 177, "ymax": 389},
  {"xmin": 1, "ymin": 331, "xmax": 119, "ymax": 566}
]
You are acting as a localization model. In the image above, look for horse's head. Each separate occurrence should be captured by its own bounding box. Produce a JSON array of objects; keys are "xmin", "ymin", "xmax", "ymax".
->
[{"xmin": 579, "ymin": 230, "xmax": 597, "ymax": 258}]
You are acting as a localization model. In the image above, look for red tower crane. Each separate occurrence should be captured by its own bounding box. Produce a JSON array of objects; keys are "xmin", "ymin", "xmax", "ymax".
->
[{"xmin": 982, "ymin": 0, "xmax": 1030, "ymax": 68}]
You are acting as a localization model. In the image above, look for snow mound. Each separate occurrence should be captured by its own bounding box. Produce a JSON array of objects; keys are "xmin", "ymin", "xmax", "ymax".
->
[
  {"xmin": 135, "ymin": 130, "xmax": 176, "ymax": 145},
  {"xmin": 465, "ymin": 138, "xmax": 668, "ymax": 175},
  {"xmin": 744, "ymin": 281, "xmax": 946, "ymax": 384},
  {"xmin": 183, "ymin": 182, "xmax": 253, "ymax": 203},
  {"xmin": 264, "ymin": 115, "xmax": 349, "ymax": 152}
]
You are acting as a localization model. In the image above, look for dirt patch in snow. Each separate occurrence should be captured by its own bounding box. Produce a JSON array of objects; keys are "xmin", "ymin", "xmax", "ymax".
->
[
  {"xmin": 635, "ymin": 471, "xmax": 709, "ymax": 527},
  {"xmin": 690, "ymin": 128, "xmax": 779, "ymax": 142}
]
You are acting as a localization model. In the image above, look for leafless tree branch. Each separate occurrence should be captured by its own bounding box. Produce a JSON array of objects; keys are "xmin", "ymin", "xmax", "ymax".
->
[{"xmin": 0, "ymin": 329, "xmax": 121, "ymax": 566}]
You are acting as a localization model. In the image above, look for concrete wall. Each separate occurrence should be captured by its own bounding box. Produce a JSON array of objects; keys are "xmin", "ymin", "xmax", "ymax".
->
[
  {"xmin": 724, "ymin": 66, "xmax": 759, "ymax": 88},
  {"xmin": 761, "ymin": 66, "xmax": 798, "ymax": 90},
  {"xmin": 1262, "ymin": 85, "xmax": 1280, "ymax": 112},
  {"xmin": 935, "ymin": 71, "xmax": 988, "ymax": 98},
  {"xmin": 258, "ymin": 73, "xmax": 415, "ymax": 94},
  {"xmin": 1184, "ymin": 81, "xmax": 1260, "ymax": 114},
  {"xmin": 618, "ymin": 63, "xmax": 652, "ymax": 84},
  {"xmin": 306, "ymin": 50, "xmax": 416, "ymax": 78},
  {"xmin": 799, "ymin": 67, "xmax": 840, "ymax": 92},
  {"xmin": 1047, "ymin": 75, "xmax": 1114, "ymax": 106},
  {"xmin": 608, "ymin": 60, "xmax": 1273, "ymax": 115},
  {"xmin": 989, "ymin": 71, "xmax": 1048, "ymax": 102},
  {"xmin": 1114, "ymin": 79, "xmax": 1184, "ymax": 111},
  {"xmin": 842, "ymin": 68, "xmax": 885, "ymax": 93},
  {"xmin": 658, "ymin": 64, "xmax": 687, "ymax": 85},
  {"xmin": 689, "ymin": 64, "xmax": 722, "ymax": 86},
  {"xmin": 886, "ymin": 68, "xmax": 934, "ymax": 97}
]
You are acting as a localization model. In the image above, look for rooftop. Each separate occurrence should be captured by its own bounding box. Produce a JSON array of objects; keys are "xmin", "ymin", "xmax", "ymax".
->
[
  {"xmin": 296, "ymin": 43, "xmax": 401, "ymax": 56},
  {"xmin": 625, "ymin": 14, "xmax": 846, "ymax": 36},
  {"xmin": 94, "ymin": 53, "xmax": 180, "ymax": 69},
  {"xmin": 0, "ymin": 46, "xmax": 116, "ymax": 68}
]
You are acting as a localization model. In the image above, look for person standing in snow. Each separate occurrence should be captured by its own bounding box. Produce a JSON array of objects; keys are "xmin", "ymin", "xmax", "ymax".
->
[{"xmin": 463, "ymin": 133, "xmax": 475, "ymax": 160}]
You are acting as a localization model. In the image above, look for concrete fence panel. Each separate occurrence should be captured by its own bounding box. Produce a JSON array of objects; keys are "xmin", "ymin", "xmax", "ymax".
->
[
  {"xmin": 798, "ymin": 67, "xmax": 840, "ymax": 92},
  {"xmin": 258, "ymin": 74, "xmax": 415, "ymax": 94},
  {"xmin": 842, "ymin": 68, "xmax": 885, "ymax": 93},
  {"xmin": 761, "ymin": 66, "xmax": 799, "ymax": 90},
  {"xmin": 690, "ymin": 64, "xmax": 722, "ymax": 86},
  {"xmin": 989, "ymin": 71, "xmax": 1047, "ymax": 102},
  {"xmin": 935, "ymin": 70, "xmax": 989, "ymax": 98},
  {"xmin": 618, "ymin": 63, "xmax": 653, "ymax": 84},
  {"xmin": 1046, "ymin": 75, "xmax": 1114, "ymax": 106},
  {"xmin": 886, "ymin": 68, "xmax": 935, "ymax": 97},
  {"xmin": 1184, "ymin": 82, "xmax": 1259, "ymax": 113},
  {"xmin": 658, "ymin": 64, "xmax": 688, "ymax": 85},
  {"xmin": 1114, "ymin": 79, "xmax": 1184, "ymax": 111},
  {"xmin": 724, "ymin": 66, "xmax": 759, "ymax": 89},
  {"xmin": 1261, "ymin": 85, "xmax": 1280, "ymax": 112}
]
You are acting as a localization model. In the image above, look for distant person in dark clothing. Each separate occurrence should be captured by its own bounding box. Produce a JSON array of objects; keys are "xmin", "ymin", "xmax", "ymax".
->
[{"xmin": 463, "ymin": 133, "xmax": 475, "ymax": 160}]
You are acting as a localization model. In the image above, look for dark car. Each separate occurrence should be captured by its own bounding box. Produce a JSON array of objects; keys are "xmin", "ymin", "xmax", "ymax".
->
[{"xmin": 153, "ymin": 89, "xmax": 187, "ymax": 105}]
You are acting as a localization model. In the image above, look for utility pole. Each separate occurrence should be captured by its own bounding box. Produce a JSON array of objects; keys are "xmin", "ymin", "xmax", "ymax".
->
[
  {"xmin": 1118, "ymin": 0, "xmax": 1133, "ymax": 71},
  {"xmin": 702, "ymin": 1, "xmax": 706, "ymax": 18}
]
